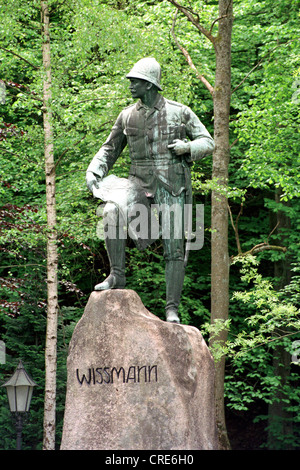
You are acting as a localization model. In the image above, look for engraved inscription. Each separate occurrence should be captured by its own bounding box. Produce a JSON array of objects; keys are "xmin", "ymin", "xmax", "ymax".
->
[{"xmin": 76, "ymin": 365, "xmax": 158, "ymax": 386}]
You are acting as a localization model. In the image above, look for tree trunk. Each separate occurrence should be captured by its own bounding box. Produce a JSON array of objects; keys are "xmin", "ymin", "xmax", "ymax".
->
[
  {"xmin": 41, "ymin": 0, "xmax": 58, "ymax": 451},
  {"xmin": 168, "ymin": 0, "xmax": 233, "ymax": 449},
  {"xmin": 210, "ymin": 0, "xmax": 233, "ymax": 450},
  {"xmin": 268, "ymin": 189, "xmax": 293, "ymax": 449}
]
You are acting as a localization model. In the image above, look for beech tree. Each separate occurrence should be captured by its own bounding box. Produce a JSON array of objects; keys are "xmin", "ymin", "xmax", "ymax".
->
[
  {"xmin": 164, "ymin": 0, "xmax": 299, "ymax": 449},
  {"xmin": 167, "ymin": 0, "xmax": 233, "ymax": 449}
]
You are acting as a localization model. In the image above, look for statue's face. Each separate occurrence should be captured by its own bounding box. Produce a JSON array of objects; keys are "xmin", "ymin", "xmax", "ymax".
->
[{"xmin": 129, "ymin": 78, "xmax": 151, "ymax": 99}]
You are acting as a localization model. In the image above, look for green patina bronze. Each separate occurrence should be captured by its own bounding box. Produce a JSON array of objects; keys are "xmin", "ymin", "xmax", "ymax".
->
[{"xmin": 86, "ymin": 58, "xmax": 214, "ymax": 323}]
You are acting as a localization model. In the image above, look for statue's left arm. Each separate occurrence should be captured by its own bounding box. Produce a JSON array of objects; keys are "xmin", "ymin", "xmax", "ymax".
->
[{"xmin": 182, "ymin": 106, "xmax": 215, "ymax": 162}]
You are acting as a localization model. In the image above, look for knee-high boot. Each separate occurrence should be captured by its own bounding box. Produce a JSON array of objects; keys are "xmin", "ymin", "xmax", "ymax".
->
[
  {"xmin": 94, "ymin": 204, "xmax": 127, "ymax": 291},
  {"xmin": 165, "ymin": 259, "xmax": 185, "ymax": 323},
  {"xmin": 94, "ymin": 235, "xmax": 126, "ymax": 290}
]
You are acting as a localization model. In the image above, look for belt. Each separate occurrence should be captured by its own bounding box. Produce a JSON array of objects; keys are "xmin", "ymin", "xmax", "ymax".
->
[{"xmin": 130, "ymin": 158, "xmax": 183, "ymax": 168}]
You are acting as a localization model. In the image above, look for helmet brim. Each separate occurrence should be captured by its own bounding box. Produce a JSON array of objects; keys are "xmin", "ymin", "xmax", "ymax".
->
[{"xmin": 126, "ymin": 72, "xmax": 162, "ymax": 91}]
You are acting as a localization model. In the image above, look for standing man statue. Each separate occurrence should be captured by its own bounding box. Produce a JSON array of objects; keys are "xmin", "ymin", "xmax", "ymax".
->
[{"xmin": 86, "ymin": 58, "xmax": 214, "ymax": 323}]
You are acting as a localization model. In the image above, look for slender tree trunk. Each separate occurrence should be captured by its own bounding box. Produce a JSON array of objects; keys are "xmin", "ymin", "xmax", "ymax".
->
[
  {"xmin": 210, "ymin": 0, "xmax": 233, "ymax": 450},
  {"xmin": 268, "ymin": 189, "xmax": 293, "ymax": 449},
  {"xmin": 41, "ymin": 0, "xmax": 58, "ymax": 451}
]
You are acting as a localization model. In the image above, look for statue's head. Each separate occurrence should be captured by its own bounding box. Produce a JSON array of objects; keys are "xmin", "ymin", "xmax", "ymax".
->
[{"xmin": 126, "ymin": 57, "xmax": 162, "ymax": 91}]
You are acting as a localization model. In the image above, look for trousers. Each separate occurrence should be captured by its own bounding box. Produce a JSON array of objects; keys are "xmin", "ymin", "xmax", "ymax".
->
[{"xmin": 102, "ymin": 182, "xmax": 186, "ymax": 316}]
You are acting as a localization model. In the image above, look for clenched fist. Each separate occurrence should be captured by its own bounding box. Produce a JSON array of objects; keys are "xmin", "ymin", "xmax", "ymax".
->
[{"xmin": 167, "ymin": 139, "xmax": 190, "ymax": 156}]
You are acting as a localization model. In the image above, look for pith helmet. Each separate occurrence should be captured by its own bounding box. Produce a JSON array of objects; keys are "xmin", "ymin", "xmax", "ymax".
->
[{"xmin": 126, "ymin": 57, "xmax": 162, "ymax": 91}]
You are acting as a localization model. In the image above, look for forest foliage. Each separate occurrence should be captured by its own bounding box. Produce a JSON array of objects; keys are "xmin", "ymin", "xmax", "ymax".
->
[{"xmin": 0, "ymin": 0, "xmax": 299, "ymax": 450}]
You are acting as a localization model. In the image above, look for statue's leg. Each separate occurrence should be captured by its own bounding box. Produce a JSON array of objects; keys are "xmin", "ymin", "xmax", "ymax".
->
[
  {"xmin": 94, "ymin": 202, "xmax": 126, "ymax": 291},
  {"xmin": 165, "ymin": 259, "xmax": 185, "ymax": 324},
  {"xmin": 155, "ymin": 186, "xmax": 185, "ymax": 323}
]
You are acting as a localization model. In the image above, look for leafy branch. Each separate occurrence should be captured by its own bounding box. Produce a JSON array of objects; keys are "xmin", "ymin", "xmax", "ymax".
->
[
  {"xmin": 228, "ymin": 204, "xmax": 287, "ymax": 262},
  {"xmin": 0, "ymin": 46, "xmax": 40, "ymax": 69},
  {"xmin": 170, "ymin": 9, "xmax": 214, "ymax": 95},
  {"xmin": 232, "ymin": 38, "xmax": 298, "ymax": 94},
  {"xmin": 203, "ymin": 256, "xmax": 300, "ymax": 363}
]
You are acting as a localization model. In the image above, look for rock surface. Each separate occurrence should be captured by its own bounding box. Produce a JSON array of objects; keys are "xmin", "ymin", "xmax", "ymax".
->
[{"xmin": 60, "ymin": 289, "xmax": 218, "ymax": 450}]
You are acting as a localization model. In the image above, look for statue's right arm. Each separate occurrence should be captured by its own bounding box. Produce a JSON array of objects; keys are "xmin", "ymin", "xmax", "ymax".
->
[
  {"xmin": 86, "ymin": 171, "xmax": 100, "ymax": 192},
  {"xmin": 86, "ymin": 113, "xmax": 127, "ymax": 192}
]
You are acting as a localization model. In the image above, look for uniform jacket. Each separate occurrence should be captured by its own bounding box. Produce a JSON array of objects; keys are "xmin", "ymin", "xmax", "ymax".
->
[{"xmin": 87, "ymin": 94, "xmax": 214, "ymax": 198}]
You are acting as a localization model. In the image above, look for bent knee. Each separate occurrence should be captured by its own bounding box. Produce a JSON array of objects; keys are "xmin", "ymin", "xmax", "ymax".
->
[{"xmin": 104, "ymin": 202, "xmax": 120, "ymax": 224}]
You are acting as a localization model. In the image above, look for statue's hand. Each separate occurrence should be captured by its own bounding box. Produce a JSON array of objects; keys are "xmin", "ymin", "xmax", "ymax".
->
[
  {"xmin": 168, "ymin": 139, "xmax": 190, "ymax": 156},
  {"xmin": 86, "ymin": 171, "xmax": 99, "ymax": 193}
]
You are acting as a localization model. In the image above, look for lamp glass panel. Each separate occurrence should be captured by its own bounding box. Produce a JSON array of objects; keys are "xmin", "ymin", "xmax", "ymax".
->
[
  {"xmin": 6, "ymin": 386, "xmax": 17, "ymax": 412},
  {"xmin": 16, "ymin": 385, "xmax": 32, "ymax": 412}
]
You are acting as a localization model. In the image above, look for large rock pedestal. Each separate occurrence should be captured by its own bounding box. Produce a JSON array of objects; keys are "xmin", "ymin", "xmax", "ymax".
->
[{"xmin": 60, "ymin": 290, "xmax": 218, "ymax": 450}]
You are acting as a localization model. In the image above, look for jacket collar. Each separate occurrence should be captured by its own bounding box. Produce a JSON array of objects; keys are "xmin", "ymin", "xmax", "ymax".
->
[{"xmin": 136, "ymin": 94, "xmax": 165, "ymax": 111}]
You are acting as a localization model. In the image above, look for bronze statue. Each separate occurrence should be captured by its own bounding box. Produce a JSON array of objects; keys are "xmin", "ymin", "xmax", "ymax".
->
[{"xmin": 86, "ymin": 58, "xmax": 214, "ymax": 323}]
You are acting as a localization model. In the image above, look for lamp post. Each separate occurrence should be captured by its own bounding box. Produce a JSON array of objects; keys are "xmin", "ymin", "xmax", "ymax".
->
[{"xmin": 2, "ymin": 360, "xmax": 37, "ymax": 450}]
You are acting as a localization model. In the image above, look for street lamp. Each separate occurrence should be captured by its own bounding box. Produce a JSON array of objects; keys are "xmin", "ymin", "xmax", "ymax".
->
[{"xmin": 2, "ymin": 360, "xmax": 37, "ymax": 450}]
